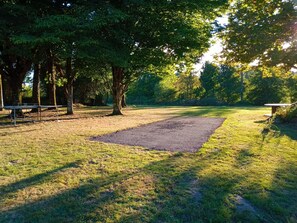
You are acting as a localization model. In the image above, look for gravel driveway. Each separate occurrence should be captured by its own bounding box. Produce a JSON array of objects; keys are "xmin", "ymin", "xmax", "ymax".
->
[{"xmin": 92, "ymin": 116, "xmax": 225, "ymax": 152}]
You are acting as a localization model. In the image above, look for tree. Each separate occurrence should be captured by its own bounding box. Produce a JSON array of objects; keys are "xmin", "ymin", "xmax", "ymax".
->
[
  {"xmin": 200, "ymin": 62, "xmax": 219, "ymax": 98},
  {"xmin": 221, "ymin": 0, "xmax": 297, "ymax": 70},
  {"xmin": 0, "ymin": 1, "xmax": 34, "ymax": 104},
  {"xmin": 176, "ymin": 63, "xmax": 201, "ymax": 101},
  {"xmin": 216, "ymin": 65, "xmax": 241, "ymax": 104},
  {"xmin": 286, "ymin": 74, "xmax": 297, "ymax": 102},
  {"xmin": 127, "ymin": 73, "xmax": 161, "ymax": 104},
  {"xmin": 102, "ymin": 0, "xmax": 227, "ymax": 115},
  {"xmin": 246, "ymin": 70, "xmax": 287, "ymax": 105}
]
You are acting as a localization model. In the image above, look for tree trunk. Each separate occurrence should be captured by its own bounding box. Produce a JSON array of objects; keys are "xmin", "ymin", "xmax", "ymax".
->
[
  {"xmin": 112, "ymin": 66, "xmax": 125, "ymax": 115},
  {"xmin": 66, "ymin": 84, "xmax": 74, "ymax": 115},
  {"xmin": 0, "ymin": 74, "xmax": 3, "ymax": 111},
  {"xmin": 31, "ymin": 63, "xmax": 41, "ymax": 112},
  {"xmin": 9, "ymin": 71, "xmax": 24, "ymax": 106},
  {"xmin": 240, "ymin": 72, "xmax": 244, "ymax": 102},
  {"xmin": 48, "ymin": 57, "xmax": 57, "ymax": 108},
  {"xmin": 10, "ymin": 72, "xmax": 24, "ymax": 116},
  {"xmin": 121, "ymin": 94, "xmax": 127, "ymax": 108},
  {"xmin": 65, "ymin": 57, "xmax": 74, "ymax": 115}
]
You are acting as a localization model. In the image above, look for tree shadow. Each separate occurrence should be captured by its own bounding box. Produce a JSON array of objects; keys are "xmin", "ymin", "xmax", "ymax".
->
[
  {"xmin": 0, "ymin": 154, "xmax": 243, "ymax": 223},
  {"xmin": 2, "ymin": 149, "xmax": 293, "ymax": 223},
  {"xmin": 261, "ymin": 122, "xmax": 297, "ymax": 142},
  {"xmin": 0, "ymin": 161, "xmax": 82, "ymax": 201},
  {"xmin": 245, "ymin": 161, "xmax": 297, "ymax": 223},
  {"xmin": 275, "ymin": 123, "xmax": 297, "ymax": 140},
  {"xmin": 0, "ymin": 128, "xmax": 38, "ymax": 136}
]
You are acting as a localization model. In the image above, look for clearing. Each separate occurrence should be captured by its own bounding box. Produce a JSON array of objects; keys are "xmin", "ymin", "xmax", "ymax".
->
[{"xmin": 0, "ymin": 106, "xmax": 296, "ymax": 222}]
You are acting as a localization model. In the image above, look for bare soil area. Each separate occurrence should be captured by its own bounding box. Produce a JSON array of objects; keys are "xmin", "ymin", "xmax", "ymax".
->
[{"xmin": 92, "ymin": 116, "xmax": 225, "ymax": 152}]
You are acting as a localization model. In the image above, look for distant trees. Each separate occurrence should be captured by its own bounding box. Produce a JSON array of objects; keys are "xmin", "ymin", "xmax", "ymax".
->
[
  {"xmin": 127, "ymin": 63, "xmax": 240, "ymax": 105},
  {"xmin": 199, "ymin": 62, "xmax": 219, "ymax": 98},
  {"xmin": 245, "ymin": 71, "xmax": 286, "ymax": 105},
  {"xmin": 199, "ymin": 63, "xmax": 241, "ymax": 104}
]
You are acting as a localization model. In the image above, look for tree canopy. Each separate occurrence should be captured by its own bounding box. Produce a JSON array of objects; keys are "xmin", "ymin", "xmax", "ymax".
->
[{"xmin": 221, "ymin": 0, "xmax": 297, "ymax": 70}]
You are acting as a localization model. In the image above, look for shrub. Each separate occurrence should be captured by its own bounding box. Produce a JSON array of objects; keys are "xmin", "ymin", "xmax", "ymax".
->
[{"xmin": 274, "ymin": 103, "xmax": 297, "ymax": 123}]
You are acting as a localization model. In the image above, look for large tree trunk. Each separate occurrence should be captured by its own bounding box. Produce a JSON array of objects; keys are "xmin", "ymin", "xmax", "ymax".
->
[
  {"xmin": 0, "ymin": 74, "xmax": 3, "ymax": 111},
  {"xmin": 48, "ymin": 56, "xmax": 57, "ymax": 108},
  {"xmin": 31, "ymin": 63, "xmax": 41, "ymax": 112},
  {"xmin": 112, "ymin": 66, "xmax": 125, "ymax": 115},
  {"xmin": 65, "ymin": 57, "xmax": 74, "ymax": 115},
  {"xmin": 9, "ymin": 69, "xmax": 27, "ymax": 116},
  {"xmin": 66, "ymin": 84, "xmax": 74, "ymax": 115},
  {"xmin": 11, "ymin": 75, "xmax": 23, "ymax": 106}
]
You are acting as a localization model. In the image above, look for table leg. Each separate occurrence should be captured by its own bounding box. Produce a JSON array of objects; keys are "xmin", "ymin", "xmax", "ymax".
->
[
  {"xmin": 272, "ymin": 106, "xmax": 279, "ymax": 115},
  {"xmin": 13, "ymin": 108, "xmax": 16, "ymax": 126},
  {"xmin": 39, "ymin": 107, "xmax": 41, "ymax": 121}
]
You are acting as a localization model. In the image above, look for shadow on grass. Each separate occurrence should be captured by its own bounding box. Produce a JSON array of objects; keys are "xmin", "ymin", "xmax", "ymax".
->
[
  {"xmin": 275, "ymin": 123, "xmax": 297, "ymax": 140},
  {"xmin": 0, "ymin": 155, "xmax": 238, "ymax": 223},
  {"xmin": 244, "ymin": 161, "xmax": 297, "ymax": 223},
  {"xmin": 261, "ymin": 122, "xmax": 297, "ymax": 141},
  {"xmin": 0, "ymin": 107, "xmax": 113, "ymax": 126},
  {"xmin": 1, "ymin": 149, "xmax": 296, "ymax": 222},
  {"xmin": 0, "ymin": 128, "xmax": 39, "ymax": 136},
  {"xmin": 0, "ymin": 161, "xmax": 81, "ymax": 201}
]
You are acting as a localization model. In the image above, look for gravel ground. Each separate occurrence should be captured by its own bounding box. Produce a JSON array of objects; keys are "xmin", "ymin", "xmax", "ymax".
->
[{"xmin": 92, "ymin": 116, "xmax": 225, "ymax": 152}]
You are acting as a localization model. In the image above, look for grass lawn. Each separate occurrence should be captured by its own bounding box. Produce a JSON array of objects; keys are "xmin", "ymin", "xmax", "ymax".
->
[{"xmin": 0, "ymin": 106, "xmax": 296, "ymax": 223}]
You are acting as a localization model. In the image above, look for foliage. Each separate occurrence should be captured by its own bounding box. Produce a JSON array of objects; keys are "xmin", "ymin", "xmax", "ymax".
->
[
  {"xmin": 127, "ymin": 73, "xmax": 161, "ymax": 104},
  {"xmin": 286, "ymin": 75, "xmax": 297, "ymax": 102},
  {"xmin": 274, "ymin": 103, "xmax": 297, "ymax": 123},
  {"xmin": 154, "ymin": 74, "xmax": 179, "ymax": 103},
  {"xmin": 245, "ymin": 70, "xmax": 287, "ymax": 105},
  {"xmin": 221, "ymin": 0, "xmax": 297, "ymax": 70},
  {"xmin": 175, "ymin": 64, "xmax": 201, "ymax": 101},
  {"xmin": 200, "ymin": 62, "xmax": 219, "ymax": 98},
  {"xmin": 216, "ymin": 65, "xmax": 241, "ymax": 104}
]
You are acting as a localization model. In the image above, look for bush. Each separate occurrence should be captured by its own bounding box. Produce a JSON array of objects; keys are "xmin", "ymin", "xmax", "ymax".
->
[{"xmin": 274, "ymin": 103, "xmax": 297, "ymax": 123}]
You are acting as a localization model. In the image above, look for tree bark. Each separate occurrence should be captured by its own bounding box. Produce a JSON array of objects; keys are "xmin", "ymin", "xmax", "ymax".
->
[
  {"xmin": 48, "ymin": 56, "xmax": 57, "ymax": 108},
  {"xmin": 240, "ymin": 72, "xmax": 244, "ymax": 102},
  {"xmin": 112, "ymin": 66, "xmax": 125, "ymax": 115},
  {"xmin": 9, "ymin": 70, "xmax": 26, "ymax": 116},
  {"xmin": 66, "ymin": 84, "xmax": 74, "ymax": 115},
  {"xmin": 121, "ymin": 94, "xmax": 127, "ymax": 108},
  {"xmin": 11, "ymin": 74, "xmax": 23, "ymax": 105},
  {"xmin": 0, "ymin": 74, "xmax": 3, "ymax": 111},
  {"xmin": 65, "ymin": 57, "xmax": 74, "ymax": 115},
  {"xmin": 31, "ymin": 63, "xmax": 41, "ymax": 112}
]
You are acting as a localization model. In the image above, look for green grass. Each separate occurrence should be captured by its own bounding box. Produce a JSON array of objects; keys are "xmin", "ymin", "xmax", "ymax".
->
[{"xmin": 0, "ymin": 106, "xmax": 296, "ymax": 223}]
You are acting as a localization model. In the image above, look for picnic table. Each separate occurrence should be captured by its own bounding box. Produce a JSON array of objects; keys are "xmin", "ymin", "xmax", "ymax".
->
[
  {"xmin": 264, "ymin": 103, "xmax": 291, "ymax": 116},
  {"xmin": 4, "ymin": 105, "xmax": 62, "ymax": 125}
]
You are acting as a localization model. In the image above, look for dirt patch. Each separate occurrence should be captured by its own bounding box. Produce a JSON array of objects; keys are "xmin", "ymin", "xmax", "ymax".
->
[{"xmin": 91, "ymin": 117, "xmax": 225, "ymax": 152}]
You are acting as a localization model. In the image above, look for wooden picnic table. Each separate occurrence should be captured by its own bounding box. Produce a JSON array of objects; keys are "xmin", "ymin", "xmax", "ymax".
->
[
  {"xmin": 4, "ymin": 105, "xmax": 62, "ymax": 125},
  {"xmin": 264, "ymin": 103, "xmax": 291, "ymax": 116}
]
